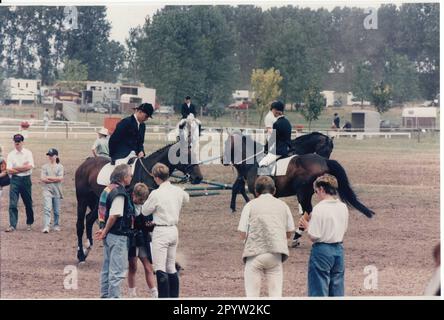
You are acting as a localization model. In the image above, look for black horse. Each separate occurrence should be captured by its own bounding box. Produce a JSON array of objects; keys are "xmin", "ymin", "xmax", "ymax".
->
[
  {"xmin": 224, "ymin": 132, "xmax": 373, "ymax": 218},
  {"xmin": 74, "ymin": 143, "xmax": 203, "ymax": 262},
  {"xmin": 227, "ymin": 132, "xmax": 334, "ymax": 212}
]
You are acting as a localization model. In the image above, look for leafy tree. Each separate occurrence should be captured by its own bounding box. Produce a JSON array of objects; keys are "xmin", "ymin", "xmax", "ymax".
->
[
  {"xmin": 59, "ymin": 59, "xmax": 88, "ymax": 91},
  {"xmin": 250, "ymin": 68, "xmax": 282, "ymax": 126},
  {"xmin": 221, "ymin": 5, "xmax": 266, "ymax": 89},
  {"xmin": 260, "ymin": 8, "xmax": 330, "ymax": 105},
  {"xmin": 65, "ymin": 6, "xmax": 124, "ymax": 82},
  {"xmin": 299, "ymin": 87, "xmax": 325, "ymax": 130},
  {"xmin": 371, "ymin": 81, "xmax": 392, "ymax": 113},
  {"xmin": 383, "ymin": 51, "xmax": 419, "ymax": 103},
  {"xmin": 351, "ymin": 61, "xmax": 373, "ymax": 106},
  {"xmin": 123, "ymin": 26, "xmax": 144, "ymax": 83},
  {"xmin": 0, "ymin": 69, "xmax": 7, "ymax": 102},
  {"xmin": 137, "ymin": 6, "xmax": 238, "ymax": 108}
]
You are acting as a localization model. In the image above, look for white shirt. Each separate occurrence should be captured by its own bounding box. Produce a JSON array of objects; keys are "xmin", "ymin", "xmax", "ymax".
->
[
  {"xmin": 264, "ymin": 111, "xmax": 276, "ymax": 130},
  {"xmin": 133, "ymin": 114, "xmax": 140, "ymax": 130},
  {"xmin": 6, "ymin": 147, "xmax": 35, "ymax": 176},
  {"xmin": 308, "ymin": 198, "xmax": 349, "ymax": 243},
  {"xmin": 238, "ymin": 193, "xmax": 295, "ymax": 233},
  {"xmin": 142, "ymin": 181, "xmax": 189, "ymax": 226},
  {"xmin": 109, "ymin": 195, "xmax": 124, "ymax": 217},
  {"xmin": 134, "ymin": 204, "xmax": 142, "ymax": 217}
]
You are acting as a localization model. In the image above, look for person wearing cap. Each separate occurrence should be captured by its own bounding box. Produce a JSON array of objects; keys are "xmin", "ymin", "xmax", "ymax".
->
[
  {"xmin": 92, "ymin": 127, "xmax": 110, "ymax": 158},
  {"xmin": 180, "ymin": 96, "xmax": 197, "ymax": 119},
  {"xmin": 259, "ymin": 101, "xmax": 292, "ymax": 167},
  {"xmin": 108, "ymin": 103, "xmax": 154, "ymax": 165},
  {"xmin": 5, "ymin": 134, "xmax": 35, "ymax": 232},
  {"xmin": 298, "ymin": 174, "xmax": 349, "ymax": 296},
  {"xmin": 41, "ymin": 148, "xmax": 64, "ymax": 233}
]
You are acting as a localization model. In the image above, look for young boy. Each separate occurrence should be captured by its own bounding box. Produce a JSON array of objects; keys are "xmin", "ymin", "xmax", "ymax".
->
[{"xmin": 127, "ymin": 183, "xmax": 158, "ymax": 298}]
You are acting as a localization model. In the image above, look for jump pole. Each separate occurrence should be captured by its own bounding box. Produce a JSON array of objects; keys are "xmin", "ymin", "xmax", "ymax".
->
[
  {"xmin": 184, "ymin": 186, "xmax": 224, "ymax": 191},
  {"xmin": 200, "ymin": 180, "xmax": 232, "ymax": 189},
  {"xmin": 189, "ymin": 191, "xmax": 221, "ymax": 197}
]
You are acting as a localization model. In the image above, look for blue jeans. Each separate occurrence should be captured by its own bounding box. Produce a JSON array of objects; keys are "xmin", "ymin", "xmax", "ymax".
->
[
  {"xmin": 308, "ymin": 242, "xmax": 345, "ymax": 297},
  {"xmin": 100, "ymin": 233, "xmax": 129, "ymax": 298},
  {"xmin": 43, "ymin": 195, "xmax": 61, "ymax": 228}
]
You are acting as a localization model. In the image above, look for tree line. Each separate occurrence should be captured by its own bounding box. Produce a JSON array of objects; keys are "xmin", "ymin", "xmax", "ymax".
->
[{"xmin": 0, "ymin": 4, "xmax": 439, "ymax": 111}]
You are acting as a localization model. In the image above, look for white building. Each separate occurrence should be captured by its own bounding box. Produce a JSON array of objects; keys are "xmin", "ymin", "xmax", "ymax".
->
[
  {"xmin": 119, "ymin": 83, "xmax": 156, "ymax": 113},
  {"xmin": 86, "ymin": 81, "xmax": 120, "ymax": 103},
  {"xmin": 232, "ymin": 90, "xmax": 254, "ymax": 102},
  {"xmin": 3, "ymin": 78, "xmax": 41, "ymax": 104}
]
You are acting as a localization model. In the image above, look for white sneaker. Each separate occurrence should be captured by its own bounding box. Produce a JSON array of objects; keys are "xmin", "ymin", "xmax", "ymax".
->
[
  {"xmin": 128, "ymin": 287, "xmax": 137, "ymax": 298},
  {"xmin": 42, "ymin": 227, "xmax": 49, "ymax": 234},
  {"xmin": 150, "ymin": 287, "xmax": 158, "ymax": 298},
  {"xmin": 53, "ymin": 226, "xmax": 61, "ymax": 232}
]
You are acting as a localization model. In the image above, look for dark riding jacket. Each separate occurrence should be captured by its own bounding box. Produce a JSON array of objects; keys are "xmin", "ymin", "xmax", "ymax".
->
[
  {"xmin": 180, "ymin": 103, "xmax": 197, "ymax": 119},
  {"xmin": 272, "ymin": 116, "xmax": 292, "ymax": 156},
  {"xmin": 109, "ymin": 115, "xmax": 145, "ymax": 161}
]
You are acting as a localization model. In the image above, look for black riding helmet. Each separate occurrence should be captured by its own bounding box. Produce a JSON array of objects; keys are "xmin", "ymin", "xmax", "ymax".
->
[
  {"xmin": 136, "ymin": 103, "xmax": 154, "ymax": 118},
  {"xmin": 271, "ymin": 100, "xmax": 285, "ymax": 112}
]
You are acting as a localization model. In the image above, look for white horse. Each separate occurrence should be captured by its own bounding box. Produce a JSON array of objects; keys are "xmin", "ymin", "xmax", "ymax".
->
[{"xmin": 177, "ymin": 114, "xmax": 201, "ymax": 164}]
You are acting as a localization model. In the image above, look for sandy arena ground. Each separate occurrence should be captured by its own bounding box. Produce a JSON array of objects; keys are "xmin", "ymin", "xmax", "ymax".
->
[{"xmin": 0, "ymin": 134, "xmax": 440, "ymax": 298}]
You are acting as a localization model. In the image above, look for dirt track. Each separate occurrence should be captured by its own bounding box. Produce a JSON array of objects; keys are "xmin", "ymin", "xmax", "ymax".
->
[{"xmin": 0, "ymin": 136, "xmax": 440, "ymax": 298}]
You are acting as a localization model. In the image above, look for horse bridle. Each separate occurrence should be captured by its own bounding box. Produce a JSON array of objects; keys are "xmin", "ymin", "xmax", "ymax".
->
[{"xmin": 137, "ymin": 158, "xmax": 195, "ymax": 183}]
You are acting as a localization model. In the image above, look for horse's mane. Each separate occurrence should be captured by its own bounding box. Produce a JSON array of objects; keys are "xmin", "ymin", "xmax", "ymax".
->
[
  {"xmin": 146, "ymin": 142, "xmax": 176, "ymax": 160},
  {"xmin": 293, "ymin": 131, "xmax": 328, "ymax": 143}
]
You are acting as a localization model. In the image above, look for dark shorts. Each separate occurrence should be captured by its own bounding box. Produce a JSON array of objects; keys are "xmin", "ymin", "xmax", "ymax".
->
[{"xmin": 128, "ymin": 245, "xmax": 152, "ymax": 262}]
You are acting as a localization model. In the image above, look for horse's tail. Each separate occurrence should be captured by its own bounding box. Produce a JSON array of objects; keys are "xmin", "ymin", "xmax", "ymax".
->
[{"xmin": 326, "ymin": 159, "xmax": 375, "ymax": 218}]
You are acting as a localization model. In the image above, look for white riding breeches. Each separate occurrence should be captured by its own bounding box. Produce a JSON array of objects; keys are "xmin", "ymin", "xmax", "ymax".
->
[{"xmin": 152, "ymin": 225, "xmax": 178, "ymax": 273}]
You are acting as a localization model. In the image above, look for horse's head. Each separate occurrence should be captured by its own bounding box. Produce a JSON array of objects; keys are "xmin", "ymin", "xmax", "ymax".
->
[
  {"xmin": 174, "ymin": 163, "xmax": 203, "ymax": 185},
  {"xmin": 316, "ymin": 134, "xmax": 334, "ymax": 159},
  {"xmin": 161, "ymin": 142, "xmax": 203, "ymax": 184}
]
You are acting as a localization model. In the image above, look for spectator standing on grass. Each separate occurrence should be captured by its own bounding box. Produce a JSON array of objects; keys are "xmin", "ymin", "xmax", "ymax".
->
[
  {"xmin": 128, "ymin": 182, "xmax": 158, "ymax": 298},
  {"xmin": 299, "ymin": 174, "xmax": 349, "ymax": 297},
  {"xmin": 142, "ymin": 163, "xmax": 189, "ymax": 298},
  {"xmin": 92, "ymin": 127, "xmax": 110, "ymax": 158},
  {"xmin": 40, "ymin": 148, "xmax": 64, "ymax": 233},
  {"xmin": 43, "ymin": 108, "xmax": 50, "ymax": 131},
  {"xmin": 238, "ymin": 176, "xmax": 295, "ymax": 297},
  {"xmin": 95, "ymin": 164, "xmax": 135, "ymax": 298},
  {"xmin": 332, "ymin": 113, "xmax": 340, "ymax": 130},
  {"xmin": 0, "ymin": 145, "xmax": 10, "ymax": 214},
  {"xmin": 5, "ymin": 134, "xmax": 35, "ymax": 232}
]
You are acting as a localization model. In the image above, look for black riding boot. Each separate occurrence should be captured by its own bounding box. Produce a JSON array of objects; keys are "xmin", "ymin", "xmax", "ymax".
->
[
  {"xmin": 168, "ymin": 272, "xmax": 180, "ymax": 298},
  {"xmin": 156, "ymin": 271, "xmax": 170, "ymax": 298}
]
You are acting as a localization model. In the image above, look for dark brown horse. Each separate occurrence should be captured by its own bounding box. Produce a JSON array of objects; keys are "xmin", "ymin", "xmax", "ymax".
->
[
  {"xmin": 224, "ymin": 132, "xmax": 374, "ymax": 218},
  {"xmin": 226, "ymin": 132, "xmax": 334, "ymax": 212},
  {"xmin": 75, "ymin": 143, "xmax": 203, "ymax": 262}
]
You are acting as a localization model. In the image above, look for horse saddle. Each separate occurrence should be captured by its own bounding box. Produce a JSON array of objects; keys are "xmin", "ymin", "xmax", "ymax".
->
[
  {"xmin": 257, "ymin": 155, "xmax": 297, "ymax": 177},
  {"xmin": 97, "ymin": 154, "xmax": 138, "ymax": 186}
]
